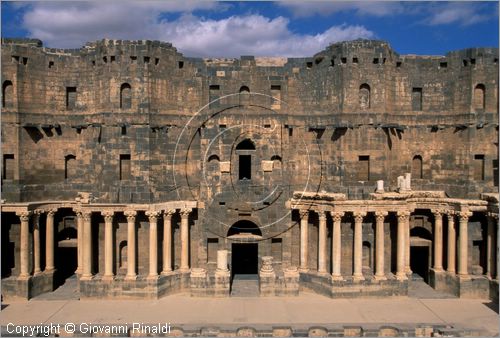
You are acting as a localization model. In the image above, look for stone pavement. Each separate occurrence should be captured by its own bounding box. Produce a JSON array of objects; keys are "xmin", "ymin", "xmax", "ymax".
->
[
  {"xmin": 230, "ymin": 274, "xmax": 259, "ymax": 297},
  {"xmin": 1, "ymin": 291, "xmax": 498, "ymax": 336}
]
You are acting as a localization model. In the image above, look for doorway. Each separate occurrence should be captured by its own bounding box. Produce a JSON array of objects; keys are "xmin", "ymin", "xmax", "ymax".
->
[
  {"xmin": 410, "ymin": 245, "xmax": 430, "ymax": 282},
  {"xmin": 231, "ymin": 243, "xmax": 258, "ymax": 275}
]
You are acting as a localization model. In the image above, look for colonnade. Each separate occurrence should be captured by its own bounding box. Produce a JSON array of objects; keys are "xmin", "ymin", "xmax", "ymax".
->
[
  {"xmin": 14, "ymin": 207, "xmax": 194, "ymax": 281},
  {"xmin": 293, "ymin": 208, "xmax": 498, "ymax": 280}
]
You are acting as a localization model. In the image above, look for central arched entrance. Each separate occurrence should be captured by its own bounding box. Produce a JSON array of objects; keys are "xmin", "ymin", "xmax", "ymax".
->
[
  {"xmin": 228, "ymin": 220, "xmax": 261, "ymax": 275},
  {"xmin": 227, "ymin": 220, "xmax": 261, "ymax": 296},
  {"xmin": 410, "ymin": 226, "xmax": 432, "ymax": 282}
]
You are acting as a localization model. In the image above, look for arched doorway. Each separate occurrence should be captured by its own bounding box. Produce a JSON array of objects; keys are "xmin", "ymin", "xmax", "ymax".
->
[
  {"xmin": 228, "ymin": 220, "xmax": 261, "ymax": 276},
  {"xmin": 410, "ymin": 226, "xmax": 432, "ymax": 282},
  {"xmin": 55, "ymin": 210, "xmax": 79, "ymax": 289}
]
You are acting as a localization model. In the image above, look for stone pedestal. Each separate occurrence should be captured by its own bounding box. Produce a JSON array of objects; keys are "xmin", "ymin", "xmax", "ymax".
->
[
  {"xmin": 283, "ymin": 267, "xmax": 300, "ymax": 296},
  {"xmin": 190, "ymin": 268, "xmax": 208, "ymax": 296},
  {"xmin": 259, "ymin": 256, "xmax": 276, "ymax": 296}
]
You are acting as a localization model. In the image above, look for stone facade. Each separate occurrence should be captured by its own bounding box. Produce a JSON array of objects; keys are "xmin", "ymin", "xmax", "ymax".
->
[{"xmin": 0, "ymin": 38, "xmax": 498, "ymax": 300}]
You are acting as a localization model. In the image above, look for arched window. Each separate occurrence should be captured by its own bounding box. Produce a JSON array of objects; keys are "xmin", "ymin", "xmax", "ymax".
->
[
  {"xmin": 208, "ymin": 154, "xmax": 220, "ymax": 162},
  {"xmin": 120, "ymin": 83, "xmax": 132, "ymax": 109},
  {"xmin": 412, "ymin": 155, "xmax": 423, "ymax": 179},
  {"xmin": 271, "ymin": 155, "xmax": 282, "ymax": 170},
  {"xmin": 236, "ymin": 138, "xmax": 255, "ymax": 180},
  {"xmin": 65, "ymin": 154, "xmax": 76, "ymax": 179},
  {"xmin": 359, "ymin": 83, "xmax": 370, "ymax": 109},
  {"xmin": 239, "ymin": 86, "xmax": 250, "ymax": 105},
  {"xmin": 119, "ymin": 241, "xmax": 127, "ymax": 268},
  {"xmin": 362, "ymin": 241, "xmax": 372, "ymax": 269},
  {"xmin": 474, "ymin": 84, "xmax": 485, "ymax": 110},
  {"xmin": 2, "ymin": 80, "xmax": 13, "ymax": 108}
]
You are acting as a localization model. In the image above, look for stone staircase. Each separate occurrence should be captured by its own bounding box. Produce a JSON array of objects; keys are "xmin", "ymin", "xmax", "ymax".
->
[{"xmin": 230, "ymin": 274, "xmax": 259, "ymax": 297}]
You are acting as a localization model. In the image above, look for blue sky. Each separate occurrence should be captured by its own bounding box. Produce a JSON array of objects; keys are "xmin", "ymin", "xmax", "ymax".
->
[{"xmin": 1, "ymin": 1, "xmax": 498, "ymax": 57}]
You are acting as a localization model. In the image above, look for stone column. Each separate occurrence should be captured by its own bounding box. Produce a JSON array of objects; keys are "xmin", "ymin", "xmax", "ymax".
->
[
  {"xmin": 217, "ymin": 250, "xmax": 229, "ymax": 272},
  {"xmin": 433, "ymin": 210, "xmax": 444, "ymax": 271},
  {"xmin": 486, "ymin": 213, "xmax": 498, "ymax": 279},
  {"xmin": 33, "ymin": 210, "xmax": 42, "ymax": 275},
  {"xmin": 81, "ymin": 211, "xmax": 93, "ymax": 280},
  {"xmin": 353, "ymin": 211, "xmax": 365, "ymax": 280},
  {"xmin": 299, "ymin": 210, "xmax": 309, "ymax": 271},
  {"xmin": 331, "ymin": 211, "xmax": 343, "ymax": 280},
  {"xmin": 405, "ymin": 213, "xmax": 411, "ymax": 274},
  {"xmin": 180, "ymin": 208, "xmax": 191, "ymax": 271},
  {"xmin": 102, "ymin": 211, "xmax": 114, "ymax": 280},
  {"xmin": 162, "ymin": 210, "xmax": 175, "ymax": 274},
  {"xmin": 458, "ymin": 211, "xmax": 471, "ymax": 278},
  {"xmin": 45, "ymin": 209, "xmax": 56, "ymax": 272},
  {"xmin": 17, "ymin": 211, "xmax": 31, "ymax": 279},
  {"xmin": 76, "ymin": 210, "xmax": 83, "ymax": 274},
  {"xmin": 147, "ymin": 211, "xmax": 160, "ymax": 279},
  {"xmin": 375, "ymin": 211, "xmax": 387, "ymax": 280},
  {"xmin": 446, "ymin": 211, "xmax": 456, "ymax": 274},
  {"xmin": 396, "ymin": 211, "xmax": 409, "ymax": 280},
  {"xmin": 124, "ymin": 210, "xmax": 137, "ymax": 280},
  {"xmin": 318, "ymin": 211, "xmax": 327, "ymax": 274}
]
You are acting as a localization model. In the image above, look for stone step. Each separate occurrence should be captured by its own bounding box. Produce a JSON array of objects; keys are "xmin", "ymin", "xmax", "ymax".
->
[{"xmin": 230, "ymin": 274, "xmax": 259, "ymax": 297}]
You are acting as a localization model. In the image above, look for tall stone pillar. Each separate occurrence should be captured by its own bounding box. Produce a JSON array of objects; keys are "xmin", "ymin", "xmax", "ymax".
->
[
  {"xmin": 353, "ymin": 211, "xmax": 365, "ymax": 280},
  {"xmin": 180, "ymin": 208, "xmax": 191, "ymax": 271},
  {"xmin": 45, "ymin": 209, "xmax": 56, "ymax": 272},
  {"xmin": 375, "ymin": 211, "xmax": 387, "ymax": 280},
  {"xmin": 433, "ymin": 210, "xmax": 444, "ymax": 271},
  {"xmin": 396, "ymin": 211, "xmax": 409, "ymax": 280},
  {"xmin": 405, "ymin": 213, "xmax": 411, "ymax": 274},
  {"xmin": 17, "ymin": 211, "xmax": 31, "ymax": 279},
  {"xmin": 458, "ymin": 211, "xmax": 471, "ymax": 278},
  {"xmin": 331, "ymin": 211, "xmax": 343, "ymax": 280},
  {"xmin": 486, "ymin": 213, "xmax": 498, "ymax": 279},
  {"xmin": 81, "ymin": 211, "xmax": 93, "ymax": 280},
  {"xmin": 76, "ymin": 211, "xmax": 83, "ymax": 274},
  {"xmin": 162, "ymin": 210, "xmax": 175, "ymax": 274},
  {"xmin": 124, "ymin": 210, "xmax": 137, "ymax": 280},
  {"xmin": 217, "ymin": 250, "xmax": 229, "ymax": 272},
  {"xmin": 318, "ymin": 211, "xmax": 327, "ymax": 273},
  {"xmin": 299, "ymin": 210, "xmax": 309, "ymax": 271},
  {"xmin": 33, "ymin": 210, "xmax": 42, "ymax": 275},
  {"xmin": 446, "ymin": 211, "xmax": 456, "ymax": 274},
  {"xmin": 147, "ymin": 211, "xmax": 160, "ymax": 278},
  {"xmin": 102, "ymin": 211, "xmax": 114, "ymax": 280}
]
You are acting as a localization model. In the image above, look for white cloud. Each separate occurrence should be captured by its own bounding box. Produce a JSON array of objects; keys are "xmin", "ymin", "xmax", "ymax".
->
[
  {"xmin": 422, "ymin": 2, "xmax": 494, "ymax": 26},
  {"xmin": 19, "ymin": 2, "xmax": 375, "ymax": 57},
  {"xmin": 278, "ymin": 1, "xmax": 404, "ymax": 18}
]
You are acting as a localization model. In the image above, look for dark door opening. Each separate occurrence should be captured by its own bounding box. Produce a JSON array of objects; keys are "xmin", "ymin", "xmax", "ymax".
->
[
  {"xmin": 410, "ymin": 246, "xmax": 429, "ymax": 282},
  {"xmin": 231, "ymin": 243, "xmax": 258, "ymax": 276},
  {"xmin": 55, "ymin": 246, "xmax": 78, "ymax": 288},
  {"xmin": 239, "ymin": 155, "xmax": 251, "ymax": 180}
]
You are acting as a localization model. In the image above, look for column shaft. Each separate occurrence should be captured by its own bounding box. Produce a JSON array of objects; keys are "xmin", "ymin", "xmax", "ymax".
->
[
  {"xmin": 433, "ymin": 210, "xmax": 444, "ymax": 271},
  {"xmin": 458, "ymin": 211, "xmax": 471, "ymax": 277},
  {"xmin": 162, "ymin": 211, "xmax": 174, "ymax": 273},
  {"xmin": 375, "ymin": 212, "xmax": 387, "ymax": 279},
  {"xmin": 299, "ymin": 211, "xmax": 309, "ymax": 271},
  {"xmin": 147, "ymin": 212, "xmax": 159, "ymax": 278},
  {"xmin": 318, "ymin": 212, "xmax": 327, "ymax": 273},
  {"xmin": 396, "ymin": 212, "xmax": 408, "ymax": 280},
  {"xmin": 405, "ymin": 215, "xmax": 411, "ymax": 273},
  {"xmin": 76, "ymin": 212, "xmax": 83, "ymax": 274},
  {"xmin": 180, "ymin": 209, "xmax": 190, "ymax": 271},
  {"xmin": 103, "ymin": 211, "xmax": 114, "ymax": 279},
  {"xmin": 125, "ymin": 210, "xmax": 137, "ymax": 279},
  {"xmin": 45, "ymin": 210, "xmax": 56, "ymax": 271},
  {"xmin": 486, "ymin": 214, "xmax": 497, "ymax": 279},
  {"xmin": 446, "ymin": 212, "xmax": 456, "ymax": 274},
  {"xmin": 33, "ymin": 212, "xmax": 42, "ymax": 275},
  {"xmin": 353, "ymin": 212, "xmax": 365, "ymax": 280},
  {"xmin": 18, "ymin": 212, "xmax": 31, "ymax": 278},
  {"xmin": 81, "ymin": 211, "xmax": 93, "ymax": 279},
  {"xmin": 331, "ymin": 212, "xmax": 343, "ymax": 279}
]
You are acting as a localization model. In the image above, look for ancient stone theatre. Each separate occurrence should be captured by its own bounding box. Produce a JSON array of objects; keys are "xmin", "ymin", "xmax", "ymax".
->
[{"xmin": 1, "ymin": 38, "xmax": 498, "ymax": 300}]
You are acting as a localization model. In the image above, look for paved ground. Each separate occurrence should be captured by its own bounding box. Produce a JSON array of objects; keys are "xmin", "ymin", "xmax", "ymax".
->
[
  {"xmin": 230, "ymin": 274, "xmax": 259, "ymax": 297},
  {"xmin": 1, "ymin": 291, "xmax": 498, "ymax": 336}
]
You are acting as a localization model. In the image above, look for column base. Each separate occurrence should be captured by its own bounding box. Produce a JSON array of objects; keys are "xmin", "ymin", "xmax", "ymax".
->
[
  {"xmin": 45, "ymin": 267, "xmax": 55, "ymax": 273},
  {"xmin": 34, "ymin": 270, "xmax": 42, "ymax": 276},
  {"xmin": 374, "ymin": 274, "xmax": 387, "ymax": 281},
  {"xmin": 161, "ymin": 270, "xmax": 174, "ymax": 276},
  {"xmin": 124, "ymin": 274, "xmax": 137, "ymax": 281},
  {"xmin": 80, "ymin": 274, "xmax": 93, "ymax": 281},
  {"xmin": 298, "ymin": 267, "xmax": 309, "ymax": 273},
  {"xmin": 102, "ymin": 275, "xmax": 114, "ymax": 281},
  {"xmin": 352, "ymin": 274, "xmax": 365, "ymax": 282},
  {"xmin": 18, "ymin": 274, "xmax": 30, "ymax": 281},
  {"xmin": 147, "ymin": 274, "xmax": 159, "ymax": 281},
  {"xmin": 331, "ymin": 274, "xmax": 343, "ymax": 281},
  {"xmin": 458, "ymin": 273, "xmax": 471, "ymax": 281},
  {"xmin": 396, "ymin": 273, "xmax": 408, "ymax": 281},
  {"xmin": 179, "ymin": 268, "xmax": 191, "ymax": 273}
]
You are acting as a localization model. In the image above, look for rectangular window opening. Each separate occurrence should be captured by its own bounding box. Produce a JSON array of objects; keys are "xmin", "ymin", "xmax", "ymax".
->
[
  {"xmin": 130, "ymin": 56, "xmax": 137, "ymax": 63},
  {"xmin": 474, "ymin": 154, "xmax": 485, "ymax": 181},
  {"xmin": 396, "ymin": 61, "xmax": 402, "ymax": 68},
  {"xmin": 210, "ymin": 85, "xmax": 220, "ymax": 91},
  {"xmin": 373, "ymin": 58, "xmax": 379, "ymax": 64},
  {"xmin": 3, "ymin": 154, "xmax": 14, "ymax": 180},
  {"xmin": 120, "ymin": 154, "xmax": 131, "ymax": 180},
  {"xmin": 144, "ymin": 56, "xmax": 150, "ymax": 64},
  {"xmin": 352, "ymin": 57, "xmax": 358, "ymax": 64},
  {"xmin": 440, "ymin": 62, "xmax": 448, "ymax": 68},
  {"xmin": 178, "ymin": 61, "xmax": 184, "ymax": 69},
  {"xmin": 306, "ymin": 61, "xmax": 313, "ymax": 69},
  {"xmin": 341, "ymin": 57, "xmax": 347, "ymax": 64},
  {"xmin": 239, "ymin": 155, "xmax": 251, "ymax": 180},
  {"xmin": 412, "ymin": 87, "xmax": 422, "ymax": 111},
  {"xmin": 155, "ymin": 58, "xmax": 160, "ymax": 65},
  {"xmin": 110, "ymin": 56, "xmax": 116, "ymax": 63},
  {"xmin": 207, "ymin": 238, "xmax": 219, "ymax": 263},
  {"xmin": 66, "ymin": 87, "xmax": 77, "ymax": 110},
  {"xmin": 219, "ymin": 201, "xmax": 226, "ymax": 206},
  {"xmin": 121, "ymin": 126, "xmax": 127, "ymax": 135},
  {"xmin": 48, "ymin": 61, "xmax": 54, "ymax": 69},
  {"xmin": 22, "ymin": 57, "xmax": 28, "ymax": 65},
  {"xmin": 358, "ymin": 155, "xmax": 370, "ymax": 181}
]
